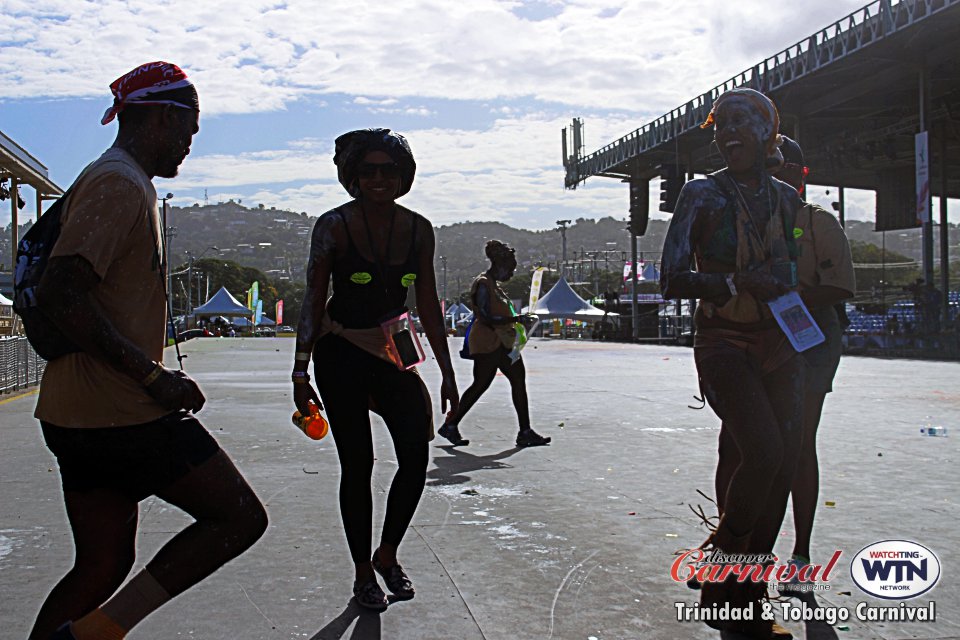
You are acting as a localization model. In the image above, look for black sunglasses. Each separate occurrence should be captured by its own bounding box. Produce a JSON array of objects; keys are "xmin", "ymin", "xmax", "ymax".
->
[{"xmin": 357, "ymin": 161, "xmax": 401, "ymax": 179}]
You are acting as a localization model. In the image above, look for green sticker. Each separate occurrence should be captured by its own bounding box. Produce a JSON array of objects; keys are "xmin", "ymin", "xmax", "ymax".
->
[
  {"xmin": 401, "ymin": 273, "xmax": 417, "ymax": 287},
  {"xmin": 793, "ymin": 227, "xmax": 804, "ymax": 239},
  {"xmin": 350, "ymin": 272, "xmax": 372, "ymax": 284}
]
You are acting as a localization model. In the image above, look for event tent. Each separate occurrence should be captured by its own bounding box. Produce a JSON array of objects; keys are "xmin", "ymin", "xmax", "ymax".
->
[
  {"xmin": 231, "ymin": 316, "xmax": 276, "ymax": 327},
  {"xmin": 192, "ymin": 287, "xmax": 253, "ymax": 318},
  {"xmin": 522, "ymin": 276, "xmax": 616, "ymax": 320}
]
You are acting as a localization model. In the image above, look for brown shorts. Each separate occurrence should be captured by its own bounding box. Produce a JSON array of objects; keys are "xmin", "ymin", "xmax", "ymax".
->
[{"xmin": 41, "ymin": 411, "xmax": 221, "ymax": 502}]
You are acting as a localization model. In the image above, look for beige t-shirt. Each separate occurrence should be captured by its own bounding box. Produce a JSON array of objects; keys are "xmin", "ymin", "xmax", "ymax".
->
[
  {"xmin": 795, "ymin": 203, "xmax": 856, "ymax": 296},
  {"xmin": 35, "ymin": 148, "xmax": 169, "ymax": 428}
]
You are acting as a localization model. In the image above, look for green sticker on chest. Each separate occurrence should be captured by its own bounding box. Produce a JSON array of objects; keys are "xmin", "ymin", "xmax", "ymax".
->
[
  {"xmin": 350, "ymin": 272, "xmax": 372, "ymax": 284},
  {"xmin": 793, "ymin": 227, "xmax": 804, "ymax": 239},
  {"xmin": 401, "ymin": 273, "xmax": 417, "ymax": 287}
]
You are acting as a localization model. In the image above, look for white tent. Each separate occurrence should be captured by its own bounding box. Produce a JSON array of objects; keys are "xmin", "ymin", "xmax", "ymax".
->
[
  {"xmin": 445, "ymin": 302, "xmax": 470, "ymax": 317},
  {"xmin": 522, "ymin": 276, "xmax": 617, "ymax": 320},
  {"xmin": 192, "ymin": 287, "xmax": 253, "ymax": 318}
]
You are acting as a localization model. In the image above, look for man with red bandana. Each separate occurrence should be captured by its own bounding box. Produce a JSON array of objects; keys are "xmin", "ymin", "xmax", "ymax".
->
[{"xmin": 31, "ymin": 62, "xmax": 267, "ymax": 640}]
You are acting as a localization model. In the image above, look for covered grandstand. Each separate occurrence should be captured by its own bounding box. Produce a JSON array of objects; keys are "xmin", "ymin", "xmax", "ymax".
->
[{"xmin": 563, "ymin": 0, "xmax": 960, "ymax": 355}]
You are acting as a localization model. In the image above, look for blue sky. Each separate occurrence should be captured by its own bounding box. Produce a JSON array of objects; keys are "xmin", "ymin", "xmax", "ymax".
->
[{"xmin": 2, "ymin": 0, "xmax": 931, "ymax": 230}]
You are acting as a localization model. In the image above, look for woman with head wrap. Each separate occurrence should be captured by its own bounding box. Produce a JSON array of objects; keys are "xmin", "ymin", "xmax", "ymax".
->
[
  {"xmin": 437, "ymin": 240, "xmax": 550, "ymax": 448},
  {"xmin": 292, "ymin": 129, "xmax": 459, "ymax": 610},
  {"xmin": 660, "ymin": 89, "xmax": 804, "ymax": 639}
]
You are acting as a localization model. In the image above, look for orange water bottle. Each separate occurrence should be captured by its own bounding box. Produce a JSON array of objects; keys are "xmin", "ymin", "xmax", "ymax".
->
[{"xmin": 292, "ymin": 400, "xmax": 329, "ymax": 440}]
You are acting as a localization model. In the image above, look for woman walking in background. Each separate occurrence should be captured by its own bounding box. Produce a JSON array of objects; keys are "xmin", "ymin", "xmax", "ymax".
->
[
  {"xmin": 292, "ymin": 129, "xmax": 458, "ymax": 610},
  {"xmin": 438, "ymin": 240, "xmax": 550, "ymax": 448}
]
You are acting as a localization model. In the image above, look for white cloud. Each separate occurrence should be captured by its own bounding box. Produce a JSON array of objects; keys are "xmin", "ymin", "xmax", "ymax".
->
[
  {"xmin": 158, "ymin": 112, "xmax": 632, "ymax": 228},
  {"xmin": 1, "ymin": 0, "xmax": 871, "ymax": 116}
]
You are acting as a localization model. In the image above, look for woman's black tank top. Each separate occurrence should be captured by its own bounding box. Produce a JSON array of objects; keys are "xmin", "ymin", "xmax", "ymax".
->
[{"xmin": 327, "ymin": 207, "xmax": 420, "ymax": 329}]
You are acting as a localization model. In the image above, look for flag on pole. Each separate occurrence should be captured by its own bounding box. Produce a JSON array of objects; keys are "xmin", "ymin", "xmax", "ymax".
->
[
  {"xmin": 276, "ymin": 300, "xmax": 284, "ymax": 325},
  {"xmin": 248, "ymin": 281, "xmax": 259, "ymax": 312},
  {"xmin": 255, "ymin": 299, "xmax": 263, "ymax": 326},
  {"xmin": 622, "ymin": 262, "xmax": 632, "ymax": 282},
  {"xmin": 528, "ymin": 267, "xmax": 545, "ymax": 310}
]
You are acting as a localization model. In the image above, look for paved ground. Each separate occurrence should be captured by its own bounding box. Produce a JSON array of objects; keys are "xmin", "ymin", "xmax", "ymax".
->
[{"xmin": 1, "ymin": 337, "xmax": 958, "ymax": 640}]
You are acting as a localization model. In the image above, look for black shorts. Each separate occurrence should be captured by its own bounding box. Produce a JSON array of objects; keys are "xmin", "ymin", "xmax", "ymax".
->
[{"xmin": 41, "ymin": 411, "xmax": 221, "ymax": 502}]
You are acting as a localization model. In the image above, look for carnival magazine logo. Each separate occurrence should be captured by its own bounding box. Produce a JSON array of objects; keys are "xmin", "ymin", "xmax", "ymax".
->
[
  {"xmin": 672, "ymin": 548, "xmax": 841, "ymax": 586},
  {"xmin": 850, "ymin": 540, "xmax": 941, "ymax": 600}
]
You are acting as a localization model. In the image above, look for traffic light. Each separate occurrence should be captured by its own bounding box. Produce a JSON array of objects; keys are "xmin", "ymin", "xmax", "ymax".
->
[
  {"xmin": 628, "ymin": 178, "xmax": 649, "ymax": 236},
  {"xmin": 658, "ymin": 164, "xmax": 685, "ymax": 213}
]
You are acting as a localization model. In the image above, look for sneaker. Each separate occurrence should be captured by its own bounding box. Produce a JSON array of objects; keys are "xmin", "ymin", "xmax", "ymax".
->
[
  {"xmin": 352, "ymin": 578, "xmax": 389, "ymax": 610},
  {"xmin": 49, "ymin": 624, "xmax": 77, "ymax": 640},
  {"xmin": 372, "ymin": 551, "xmax": 415, "ymax": 600},
  {"xmin": 438, "ymin": 422, "xmax": 469, "ymax": 446},
  {"xmin": 516, "ymin": 428, "xmax": 551, "ymax": 447},
  {"xmin": 777, "ymin": 557, "xmax": 809, "ymax": 597}
]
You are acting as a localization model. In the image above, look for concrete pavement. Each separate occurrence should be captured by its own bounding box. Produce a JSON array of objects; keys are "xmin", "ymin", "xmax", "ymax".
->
[{"xmin": 1, "ymin": 337, "xmax": 958, "ymax": 639}]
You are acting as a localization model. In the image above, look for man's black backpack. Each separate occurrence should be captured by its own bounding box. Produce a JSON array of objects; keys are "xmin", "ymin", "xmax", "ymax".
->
[{"xmin": 13, "ymin": 188, "xmax": 81, "ymax": 361}]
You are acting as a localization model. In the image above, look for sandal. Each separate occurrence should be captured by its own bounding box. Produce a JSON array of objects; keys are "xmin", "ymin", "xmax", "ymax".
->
[
  {"xmin": 438, "ymin": 422, "xmax": 470, "ymax": 446},
  {"xmin": 516, "ymin": 428, "xmax": 551, "ymax": 447},
  {"xmin": 372, "ymin": 551, "xmax": 415, "ymax": 600},
  {"xmin": 352, "ymin": 578, "xmax": 388, "ymax": 610}
]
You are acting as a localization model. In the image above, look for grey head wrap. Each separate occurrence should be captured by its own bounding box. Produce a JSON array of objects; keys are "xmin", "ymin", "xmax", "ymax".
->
[{"xmin": 333, "ymin": 128, "xmax": 416, "ymax": 198}]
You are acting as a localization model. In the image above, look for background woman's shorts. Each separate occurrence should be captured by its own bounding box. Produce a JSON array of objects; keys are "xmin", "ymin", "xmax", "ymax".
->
[{"xmin": 41, "ymin": 411, "xmax": 221, "ymax": 502}]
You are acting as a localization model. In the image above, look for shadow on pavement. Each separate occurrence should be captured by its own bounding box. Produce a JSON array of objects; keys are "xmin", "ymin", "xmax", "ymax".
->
[
  {"xmin": 310, "ymin": 599, "xmax": 382, "ymax": 640},
  {"xmin": 427, "ymin": 445, "xmax": 523, "ymax": 486}
]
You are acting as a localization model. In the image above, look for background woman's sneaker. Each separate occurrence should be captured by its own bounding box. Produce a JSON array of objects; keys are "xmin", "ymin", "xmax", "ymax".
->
[
  {"xmin": 516, "ymin": 428, "xmax": 551, "ymax": 447},
  {"xmin": 438, "ymin": 423, "xmax": 469, "ymax": 446}
]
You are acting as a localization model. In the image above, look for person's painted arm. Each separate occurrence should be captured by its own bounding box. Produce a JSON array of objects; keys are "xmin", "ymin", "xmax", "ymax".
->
[
  {"xmin": 414, "ymin": 220, "xmax": 458, "ymax": 414},
  {"xmin": 294, "ymin": 214, "xmax": 339, "ymax": 360},
  {"xmin": 37, "ymin": 255, "xmax": 204, "ymax": 412},
  {"xmin": 660, "ymin": 181, "xmax": 730, "ymax": 301}
]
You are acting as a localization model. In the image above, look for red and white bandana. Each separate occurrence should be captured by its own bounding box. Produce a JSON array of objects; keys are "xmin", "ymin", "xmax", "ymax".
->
[{"xmin": 101, "ymin": 61, "xmax": 196, "ymax": 125}]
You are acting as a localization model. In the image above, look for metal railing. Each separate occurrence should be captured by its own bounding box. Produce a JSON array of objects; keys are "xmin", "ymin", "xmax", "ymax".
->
[
  {"xmin": 0, "ymin": 336, "xmax": 46, "ymax": 393},
  {"xmin": 564, "ymin": 0, "xmax": 960, "ymax": 188}
]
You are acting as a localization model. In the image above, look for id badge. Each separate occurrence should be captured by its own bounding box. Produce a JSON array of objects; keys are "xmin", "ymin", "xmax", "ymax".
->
[{"xmin": 380, "ymin": 309, "xmax": 426, "ymax": 370}]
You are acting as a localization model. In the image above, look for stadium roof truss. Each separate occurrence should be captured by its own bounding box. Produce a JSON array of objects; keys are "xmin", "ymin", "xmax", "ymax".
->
[{"xmin": 562, "ymin": 0, "xmax": 960, "ymax": 199}]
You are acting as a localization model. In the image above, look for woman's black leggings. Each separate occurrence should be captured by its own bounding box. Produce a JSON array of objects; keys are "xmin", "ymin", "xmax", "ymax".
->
[
  {"xmin": 448, "ymin": 347, "xmax": 530, "ymax": 432},
  {"xmin": 314, "ymin": 335, "xmax": 430, "ymax": 565},
  {"xmin": 698, "ymin": 348, "xmax": 805, "ymax": 554}
]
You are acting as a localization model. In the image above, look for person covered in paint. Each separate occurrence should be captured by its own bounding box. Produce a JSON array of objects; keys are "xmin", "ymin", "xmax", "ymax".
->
[
  {"xmin": 292, "ymin": 129, "xmax": 459, "ymax": 610},
  {"xmin": 33, "ymin": 62, "xmax": 267, "ymax": 640},
  {"xmin": 437, "ymin": 240, "xmax": 551, "ymax": 448},
  {"xmin": 772, "ymin": 136, "xmax": 856, "ymax": 593},
  {"xmin": 660, "ymin": 88, "xmax": 803, "ymax": 639}
]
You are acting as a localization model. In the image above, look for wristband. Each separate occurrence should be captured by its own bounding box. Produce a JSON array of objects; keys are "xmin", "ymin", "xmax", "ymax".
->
[
  {"xmin": 292, "ymin": 370, "xmax": 311, "ymax": 384},
  {"xmin": 294, "ymin": 351, "xmax": 311, "ymax": 362},
  {"xmin": 725, "ymin": 273, "xmax": 738, "ymax": 297},
  {"xmin": 142, "ymin": 364, "xmax": 163, "ymax": 387}
]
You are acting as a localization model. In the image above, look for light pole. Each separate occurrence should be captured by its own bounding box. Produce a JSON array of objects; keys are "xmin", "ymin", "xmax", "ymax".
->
[
  {"xmin": 185, "ymin": 246, "xmax": 220, "ymax": 321},
  {"xmin": 439, "ymin": 255, "xmax": 448, "ymax": 319},
  {"xmin": 556, "ymin": 220, "xmax": 571, "ymax": 279},
  {"xmin": 160, "ymin": 193, "xmax": 175, "ymax": 304}
]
